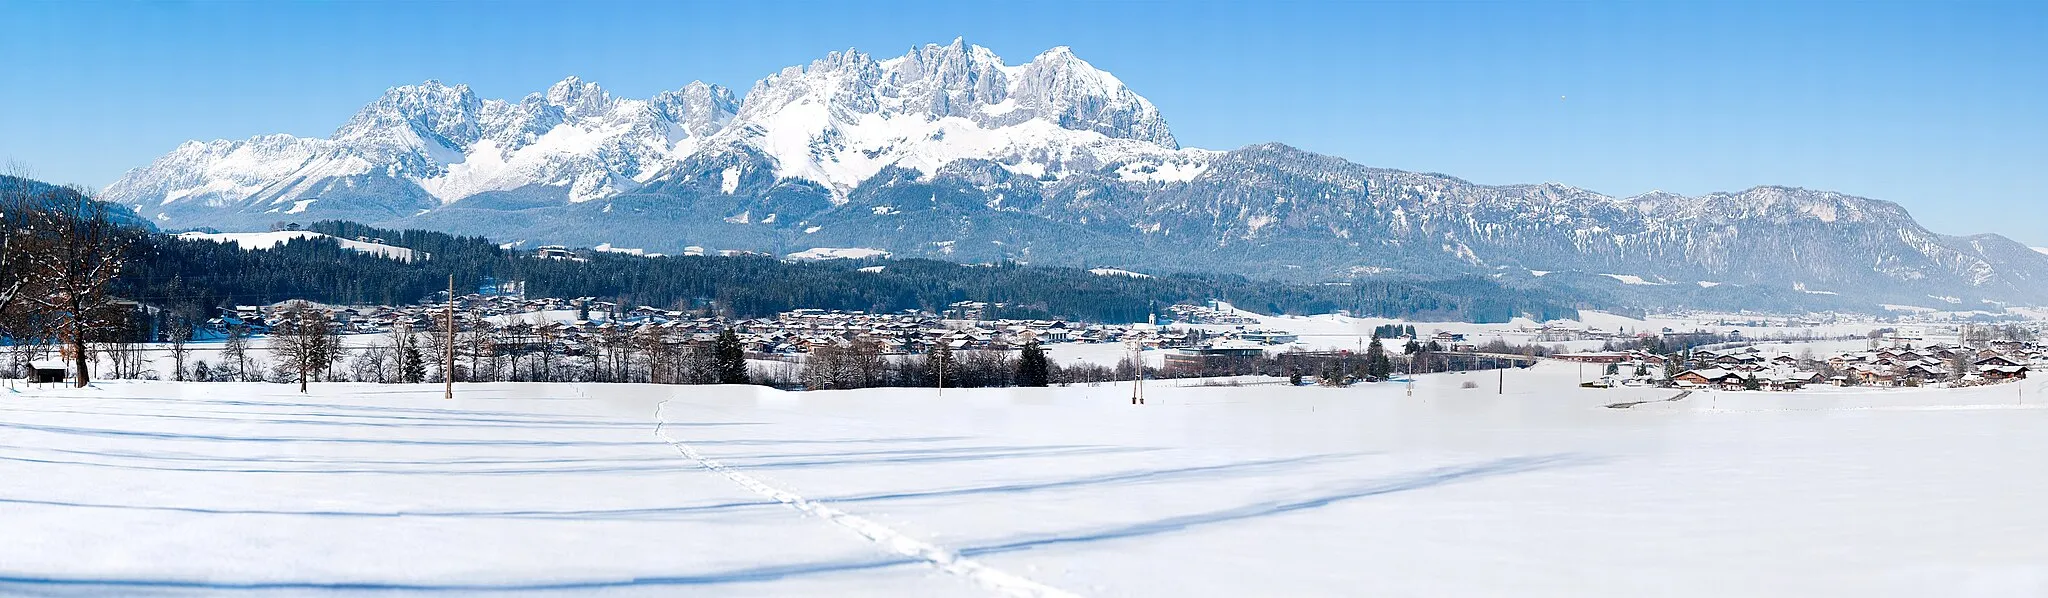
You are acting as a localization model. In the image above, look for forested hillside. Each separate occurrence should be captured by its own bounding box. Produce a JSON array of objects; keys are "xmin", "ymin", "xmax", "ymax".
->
[{"xmin": 113, "ymin": 220, "xmax": 1583, "ymax": 323}]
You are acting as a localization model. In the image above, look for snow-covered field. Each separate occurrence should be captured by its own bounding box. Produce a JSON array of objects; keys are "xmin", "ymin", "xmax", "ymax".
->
[
  {"xmin": 5, "ymin": 364, "xmax": 2046, "ymax": 596},
  {"xmin": 176, "ymin": 231, "xmax": 424, "ymax": 262}
]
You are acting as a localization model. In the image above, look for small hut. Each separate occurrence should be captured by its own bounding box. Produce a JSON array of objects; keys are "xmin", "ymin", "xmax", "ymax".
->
[{"xmin": 28, "ymin": 361, "xmax": 68, "ymax": 384}]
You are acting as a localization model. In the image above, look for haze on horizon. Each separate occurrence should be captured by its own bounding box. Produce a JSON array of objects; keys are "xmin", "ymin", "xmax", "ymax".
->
[{"xmin": 2, "ymin": 0, "xmax": 2043, "ymax": 243}]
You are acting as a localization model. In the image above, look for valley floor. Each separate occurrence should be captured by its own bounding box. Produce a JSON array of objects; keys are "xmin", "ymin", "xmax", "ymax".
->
[{"xmin": 3, "ymin": 364, "xmax": 2046, "ymax": 596}]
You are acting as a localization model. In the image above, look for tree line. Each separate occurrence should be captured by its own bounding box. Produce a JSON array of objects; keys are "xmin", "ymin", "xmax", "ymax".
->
[{"xmin": 112, "ymin": 220, "xmax": 1580, "ymax": 326}]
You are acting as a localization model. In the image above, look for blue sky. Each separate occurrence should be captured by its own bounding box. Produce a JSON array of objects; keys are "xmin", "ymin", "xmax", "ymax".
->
[{"xmin": 3, "ymin": 0, "xmax": 2044, "ymax": 243}]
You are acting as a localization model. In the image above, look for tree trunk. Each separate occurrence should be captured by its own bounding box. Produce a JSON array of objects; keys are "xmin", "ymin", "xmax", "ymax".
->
[
  {"xmin": 70, "ymin": 337, "xmax": 89, "ymax": 388},
  {"xmin": 299, "ymin": 365, "xmax": 308, "ymax": 394}
]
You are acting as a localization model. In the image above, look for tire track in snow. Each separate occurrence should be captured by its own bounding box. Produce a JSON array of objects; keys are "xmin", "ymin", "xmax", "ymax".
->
[{"xmin": 652, "ymin": 399, "xmax": 1081, "ymax": 598}]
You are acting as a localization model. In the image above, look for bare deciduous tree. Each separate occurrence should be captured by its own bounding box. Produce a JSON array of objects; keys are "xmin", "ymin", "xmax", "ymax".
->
[
  {"xmin": 269, "ymin": 301, "xmax": 337, "ymax": 393},
  {"xmin": 10, "ymin": 185, "xmax": 133, "ymax": 387}
]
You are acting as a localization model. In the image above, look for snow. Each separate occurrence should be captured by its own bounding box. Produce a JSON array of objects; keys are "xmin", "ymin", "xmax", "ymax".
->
[
  {"xmin": 1792, "ymin": 282, "xmax": 1839, "ymax": 295},
  {"xmin": 726, "ymin": 44, "xmax": 1210, "ymax": 197},
  {"xmin": 592, "ymin": 243, "xmax": 654, "ymax": 257},
  {"xmin": 858, "ymin": 265, "xmax": 887, "ymax": 273},
  {"xmin": 721, "ymin": 167, "xmax": 741, "ymax": 194},
  {"xmin": 282, "ymin": 198, "xmax": 318, "ymax": 214},
  {"xmin": 1696, "ymin": 281, "xmax": 1722, "ymax": 288},
  {"xmin": 786, "ymin": 247, "xmax": 891, "ymax": 261},
  {"xmin": 1113, "ymin": 160, "xmax": 1209, "ymax": 183},
  {"xmin": 175, "ymin": 231, "xmax": 423, "ymax": 262},
  {"xmin": 2033, "ymin": 247, "xmax": 2048, "ymax": 256},
  {"xmin": 1087, "ymin": 267, "xmax": 1151, "ymax": 279},
  {"xmin": 978, "ymin": 98, "xmax": 1021, "ymax": 116},
  {"xmin": 5, "ymin": 374, "xmax": 2046, "ymax": 595},
  {"xmin": 1599, "ymin": 273, "xmax": 1666, "ymax": 286},
  {"xmin": 482, "ymin": 309, "xmax": 602, "ymax": 326}
]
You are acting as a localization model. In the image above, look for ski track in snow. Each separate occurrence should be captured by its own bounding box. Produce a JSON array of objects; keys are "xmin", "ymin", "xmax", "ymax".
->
[{"xmin": 651, "ymin": 399, "xmax": 1082, "ymax": 598}]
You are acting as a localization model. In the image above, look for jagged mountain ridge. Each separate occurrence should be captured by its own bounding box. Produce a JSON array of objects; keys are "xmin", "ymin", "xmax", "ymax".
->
[{"xmin": 103, "ymin": 39, "xmax": 2048, "ymax": 310}]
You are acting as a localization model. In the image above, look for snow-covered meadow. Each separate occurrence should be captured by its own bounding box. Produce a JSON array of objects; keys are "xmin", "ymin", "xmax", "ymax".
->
[{"xmin": 4, "ymin": 363, "xmax": 2046, "ymax": 596}]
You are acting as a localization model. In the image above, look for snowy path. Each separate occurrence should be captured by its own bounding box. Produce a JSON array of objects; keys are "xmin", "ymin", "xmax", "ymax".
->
[{"xmin": 652, "ymin": 399, "xmax": 1080, "ymax": 598}]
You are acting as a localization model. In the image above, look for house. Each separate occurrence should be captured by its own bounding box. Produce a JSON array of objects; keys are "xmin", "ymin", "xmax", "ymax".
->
[
  {"xmin": 1761, "ymin": 377, "xmax": 1805, "ymax": 391},
  {"xmin": 1554, "ymin": 351, "xmax": 1633, "ymax": 364},
  {"xmin": 1672, "ymin": 368, "xmax": 1743, "ymax": 388},
  {"xmin": 1900, "ymin": 363, "xmax": 1949, "ymax": 382},
  {"xmin": 1238, "ymin": 329, "xmax": 1299, "ymax": 345},
  {"xmin": 1979, "ymin": 365, "xmax": 2029, "ymax": 381},
  {"xmin": 1974, "ymin": 355, "xmax": 2025, "ymax": 368}
]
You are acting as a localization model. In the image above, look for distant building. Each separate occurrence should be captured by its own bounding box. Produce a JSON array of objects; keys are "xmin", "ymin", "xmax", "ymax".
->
[{"xmin": 1163, "ymin": 341, "xmax": 1266, "ymax": 375}]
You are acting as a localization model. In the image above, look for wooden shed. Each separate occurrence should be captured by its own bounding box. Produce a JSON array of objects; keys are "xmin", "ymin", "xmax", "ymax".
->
[{"xmin": 28, "ymin": 361, "xmax": 67, "ymax": 384}]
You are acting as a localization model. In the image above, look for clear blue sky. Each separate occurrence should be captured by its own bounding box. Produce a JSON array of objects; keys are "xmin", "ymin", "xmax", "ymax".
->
[{"xmin": 3, "ymin": 0, "xmax": 2044, "ymax": 243}]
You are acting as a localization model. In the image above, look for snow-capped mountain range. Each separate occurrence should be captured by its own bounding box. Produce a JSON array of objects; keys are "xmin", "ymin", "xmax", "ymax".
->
[{"xmin": 104, "ymin": 39, "xmax": 2048, "ymax": 310}]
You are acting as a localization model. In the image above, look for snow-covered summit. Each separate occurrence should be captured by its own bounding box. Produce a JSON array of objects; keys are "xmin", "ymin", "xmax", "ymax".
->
[
  {"xmin": 702, "ymin": 38, "xmax": 1195, "ymax": 196},
  {"xmin": 105, "ymin": 40, "xmax": 1190, "ymax": 221}
]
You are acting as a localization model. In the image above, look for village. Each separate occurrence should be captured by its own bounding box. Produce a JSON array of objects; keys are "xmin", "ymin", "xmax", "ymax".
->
[
  {"xmin": 187, "ymin": 292, "xmax": 1310, "ymax": 368},
  {"xmin": 1553, "ymin": 340, "xmax": 2038, "ymax": 392}
]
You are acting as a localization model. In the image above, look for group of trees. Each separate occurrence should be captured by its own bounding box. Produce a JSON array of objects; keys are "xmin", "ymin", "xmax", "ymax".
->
[
  {"xmin": 1, "ymin": 175, "xmax": 136, "ymax": 386},
  {"xmin": 111, "ymin": 220, "xmax": 1582, "ymax": 328},
  {"xmin": 787, "ymin": 340, "xmax": 1058, "ymax": 391},
  {"xmin": 156, "ymin": 310, "xmax": 761, "ymax": 391}
]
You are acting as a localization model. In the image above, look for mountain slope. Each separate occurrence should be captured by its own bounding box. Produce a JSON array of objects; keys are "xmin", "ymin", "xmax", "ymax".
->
[{"xmin": 102, "ymin": 40, "xmax": 2048, "ymax": 310}]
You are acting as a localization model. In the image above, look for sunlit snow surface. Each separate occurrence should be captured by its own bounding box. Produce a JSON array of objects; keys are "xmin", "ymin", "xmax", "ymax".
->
[
  {"xmin": 4, "ymin": 367, "xmax": 2047, "ymax": 596},
  {"xmin": 175, "ymin": 231, "xmax": 423, "ymax": 262}
]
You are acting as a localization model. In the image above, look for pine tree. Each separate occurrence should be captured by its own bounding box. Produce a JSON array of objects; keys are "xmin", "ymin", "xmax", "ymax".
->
[
  {"xmin": 1365, "ymin": 334, "xmax": 1392, "ymax": 380},
  {"xmin": 1017, "ymin": 340, "xmax": 1050, "ymax": 387},
  {"xmin": 714, "ymin": 327, "xmax": 748, "ymax": 384},
  {"xmin": 401, "ymin": 340, "xmax": 426, "ymax": 384}
]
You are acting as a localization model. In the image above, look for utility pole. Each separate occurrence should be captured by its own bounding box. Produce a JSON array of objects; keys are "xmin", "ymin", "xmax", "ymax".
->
[
  {"xmin": 444, "ymin": 274, "xmax": 455, "ymax": 400},
  {"xmin": 1498, "ymin": 363, "xmax": 1504, "ymax": 395},
  {"xmin": 1126, "ymin": 338, "xmax": 1145, "ymax": 405}
]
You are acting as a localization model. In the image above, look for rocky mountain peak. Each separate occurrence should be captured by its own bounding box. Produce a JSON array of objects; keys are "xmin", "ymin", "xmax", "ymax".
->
[
  {"xmin": 651, "ymin": 81, "xmax": 739, "ymax": 138},
  {"xmin": 334, "ymin": 80, "xmax": 483, "ymax": 149}
]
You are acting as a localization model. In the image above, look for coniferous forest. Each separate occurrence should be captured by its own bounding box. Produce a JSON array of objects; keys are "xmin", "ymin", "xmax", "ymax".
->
[{"xmin": 111, "ymin": 220, "xmax": 1581, "ymax": 324}]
